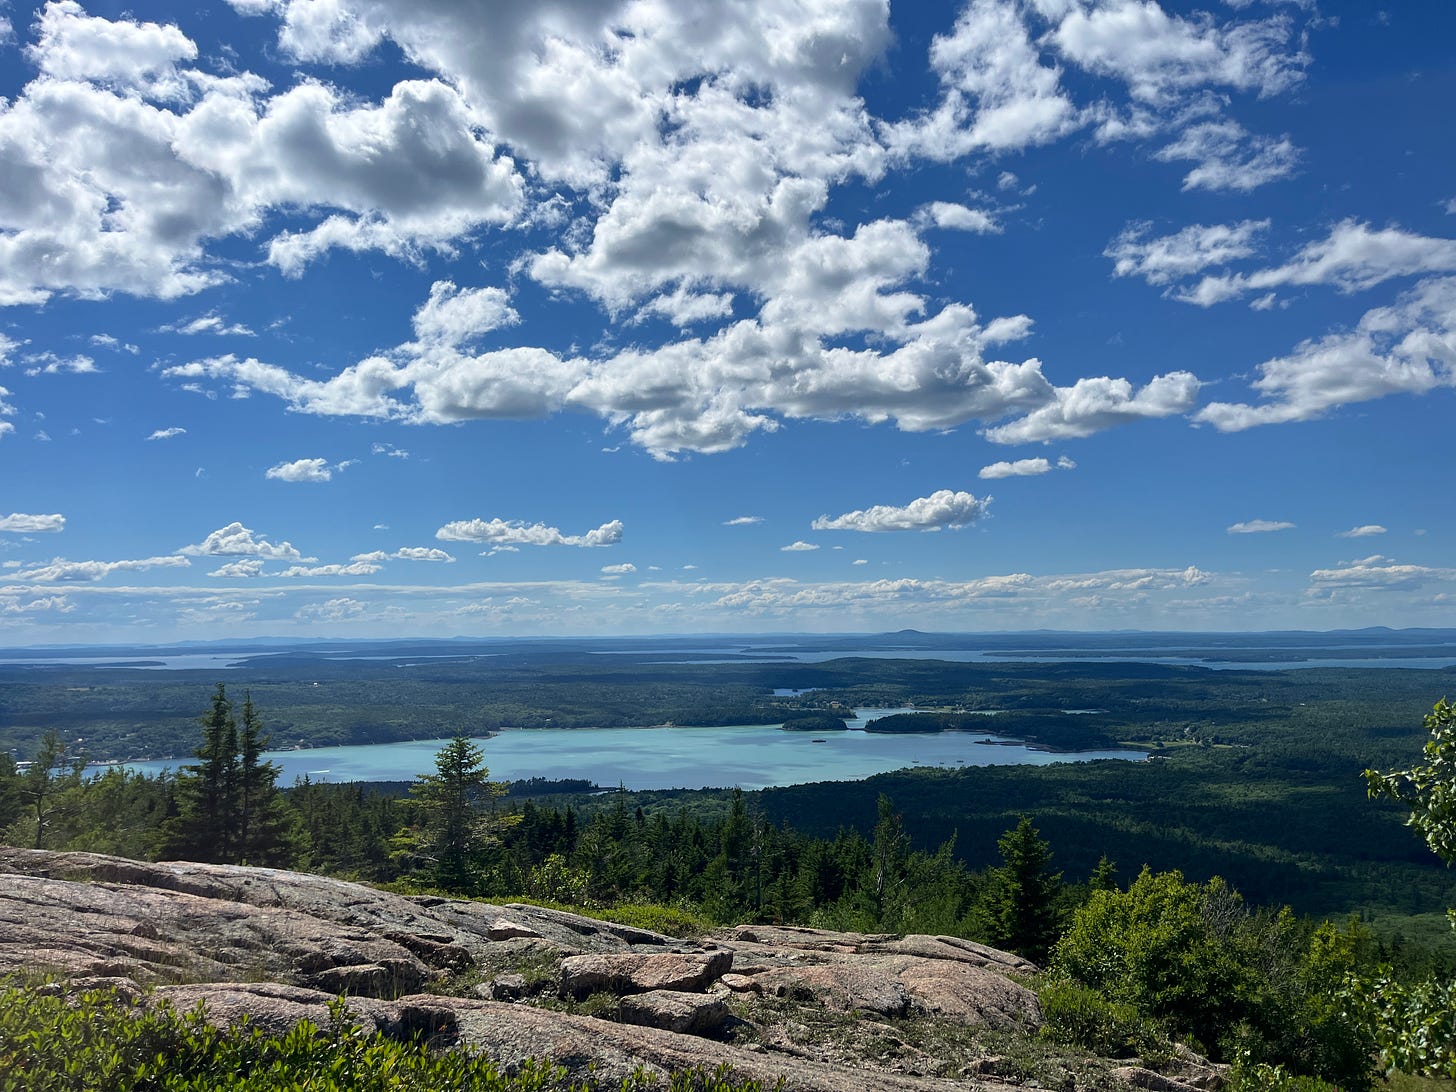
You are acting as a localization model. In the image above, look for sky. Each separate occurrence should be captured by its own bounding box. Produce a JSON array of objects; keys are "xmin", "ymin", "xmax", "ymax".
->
[{"xmin": 0, "ymin": 0, "xmax": 1453, "ymax": 644}]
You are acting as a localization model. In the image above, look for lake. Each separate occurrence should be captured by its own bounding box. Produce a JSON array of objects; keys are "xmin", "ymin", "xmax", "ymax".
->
[{"xmin": 123, "ymin": 707, "xmax": 1146, "ymax": 791}]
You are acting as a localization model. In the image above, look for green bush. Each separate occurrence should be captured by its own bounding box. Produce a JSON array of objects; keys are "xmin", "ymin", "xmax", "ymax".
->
[
  {"xmin": 1036, "ymin": 975, "xmax": 1169, "ymax": 1059},
  {"xmin": 0, "ymin": 979, "xmax": 778, "ymax": 1092},
  {"xmin": 1051, "ymin": 870, "xmax": 1375, "ymax": 1089}
]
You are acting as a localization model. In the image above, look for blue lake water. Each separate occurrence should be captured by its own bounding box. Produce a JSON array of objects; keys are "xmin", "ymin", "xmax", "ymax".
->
[{"xmin": 123, "ymin": 707, "xmax": 1146, "ymax": 791}]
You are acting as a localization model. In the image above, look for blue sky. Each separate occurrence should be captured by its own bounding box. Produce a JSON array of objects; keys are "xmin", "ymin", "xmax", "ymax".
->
[{"xmin": 0, "ymin": 0, "xmax": 1452, "ymax": 642}]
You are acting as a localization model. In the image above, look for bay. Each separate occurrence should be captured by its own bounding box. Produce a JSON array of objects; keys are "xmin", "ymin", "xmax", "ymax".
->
[{"xmin": 122, "ymin": 707, "xmax": 1145, "ymax": 791}]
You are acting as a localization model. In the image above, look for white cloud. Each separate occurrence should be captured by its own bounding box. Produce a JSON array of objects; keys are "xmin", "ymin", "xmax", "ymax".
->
[
  {"xmin": 89, "ymin": 334, "xmax": 138, "ymax": 353},
  {"xmin": 979, "ymin": 455, "xmax": 1075, "ymax": 479},
  {"xmin": 813, "ymin": 489, "xmax": 991, "ymax": 532},
  {"xmin": 391, "ymin": 546, "xmax": 454, "ymax": 562},
  {"xmin": 164, "ymin": 313, "xmax": 255, "ymax": 337},
  {"xmin": 852, "ymin": 558, "xmax": 868, "ymax": 565},
  {"xmin": 1337, "ymin": 525, "xmax": 1387, "ymax": 538},
  {"xmin": 181, "ymin": 521, "xmax": 308, "ymax": 560},
  {"xmin": 1180, "ymin": 221, "xmax": 1456, "ymax": 306},
  {"xmin": 208, "ymin": 558, "xmax": 266, "ymax": 578},
  {"xmin": 983, "ymin": 371, "xmax": 1200, "ymax": 443},
  {"xmin": 1, "ymin": 594, "xmax": 75, "ymax": 615},
  {"xmin": 436, "ymin": 517, "xmax": 623, "ymax": 548},
  {"xmin": 781, "ymin": 541, "xmax": 820, "ymax": 551},
  {"xmin": 278, "ymin": 560, "xmax": 383, "ymax": 577},
  {"xmin": 0, "ymin": 513, "xmax": 66, "ymax": 533},
  {"xmin": 1051, "ymin": 1, "xmax": 1307, "ymax": 104},
  {"xmin": 24, "ymin": 352, "xmax": 98, "ymax": 376},
  {"xmin": 1154, "ymin": 120, "xmax": 1298, "ymax": 192},
  {"xmin": 0, "ymin": 9, "xmax": 525, "ymax": 303},
  {"xmin": 0, "ymin": 334, "xmax": 23, "ymax": 366},
  {"xmin": 1227, "ymin": 519, "xmax": 1295, "ymax": 534},
  {"xmin": 922, "ymin": 202, "xmax": 1001, "ymax": 234},
  {"xmin": 1197, "ymin": 276, "xmax": 1456, "ymax": 430},
  {"xmin": 885, "ymin": 0, "xmax": 1080, "ymax": 160},
  {"xmin": 16, "ymin": 554, "xmax": 190, "ymax": 582},
  {"xmin": 1308, "ymin": 556, "xmax": 1456, "ymax": 592},
  {"xmin": 410, "ymin": 281, "xmax": 518, "ymax": 346},
  {"xmin": 266, "ymin": 457, "xmax": 334, "ymax": 483},
  {"xmin": 146, "ymin": 426, "xmax": 187, "ymax": 441},
  {"xmin": 723, "ymin": 516, "xmax": 763, "ymax": 526},
  {"xmin": 601, "ymin": 562, "xmax": 637, "ymax": 575},
  {"xmin": 1106, "ymin": 220, "xmax": 1268, "ymax": 285},
  {"xmin": 28, "ymin": 0, "xmax": 198, "ymax": 100},
  {"xmin": 371, "ymin": 443, "xmax": 409, "ymax": 458}
]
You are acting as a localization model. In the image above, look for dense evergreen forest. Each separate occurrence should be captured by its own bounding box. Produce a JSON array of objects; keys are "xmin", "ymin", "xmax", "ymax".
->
[{"xmin": 3, "ymin": 646, "xmax": 1456, "ymax": 1085}]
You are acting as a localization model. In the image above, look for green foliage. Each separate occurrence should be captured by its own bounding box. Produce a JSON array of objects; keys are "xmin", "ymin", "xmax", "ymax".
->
[
  {"xmin": 398, "ymin": 734, "xmax": 510, "ymax": 893},
  {"xmin": 1355, "ymin": 699, "xmax": 1456, "ymax": 1079},
  {"xmin": 1367, "ymin": 696, "xmax": 1456, "ymax": 888},
  {"xmin": 979, "ymin": 816, "xmax": 1062, "ymax": 964},
  {"xmin": 3, "ymin": 729, "xmax": 85, "ymax": 850},
  {"xmin": 1224, "ymin": 1056, "xmax": 1345, "ymax": 1092},
  {"xmin": 0, "ymin": 978, "xmax": 780, "ymax": 1092},
  {"xmin": 1036, "ymin": 975, "xmax": 1170, "ymax": 1059},
  {"xmin": 158, "ymin": 686, "xmax": 299, "ymax": 866},
  {"xmin": 1052, "ymin": 869, "xmax": 1376, "ymax": 1088},
  {"xmin": 1344, "ymin": 969, "xmax": 1456, "ymax": 1080}
]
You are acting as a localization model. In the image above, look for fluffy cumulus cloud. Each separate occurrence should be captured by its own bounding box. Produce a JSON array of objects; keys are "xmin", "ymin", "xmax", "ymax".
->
[
  {"xmin": 982, "ymin": 372, "xmax": 1200, "ymax": 443},
  {"xmin": 0, "ymin": 4, "xmax": 524, "ymax": 304},
  {"xmin": 391, "ymin": 546, "xmax": 455, "ymax": 562},
  {"xmin": 208, "ymin": 558, "xmax": 266, "ymax": 578},
  {"xmin": 1337, "ymin": 525, "xmax": 1387, "ymax": 539},
  {"xmin": 979, "ymin": 455, "xmax": 1075, "ymax": 479},
  {"xmin": 266, "ymin": 457, "xmax": 336, "ymax": 483},
  {"xmin": 1227, "ymin": 519, "xmax": 1294, "ymax": 534},
  {"xmin": 436, "ymin": 517, "xmax": 623, "ymax": 548},
  {"xmin": 813, "ymin": 489, "xmax": 990, "ymax": 533},
  {"xmin": 1198, "ymin": 276, "xmax": 1456, "ymax": 430},
  {"xmin": 0, "ymin": 512, "xmax": 66, "ymax": 533},
  {"xmin": 601, "ymin": 562, "xmax": 636, "ymax": 575},
  {"xmin": 181, "ymin": 521, "xmax": 310, "ymax": 560},
  {"xmin": 781, "ymin": 541, "xmax": 820, "ymax": 551},
  {"xmin": 93, "ymin": 0, "xmax": 1322, "ymax": 460},
  {"xmin": 146, "ymin": 426, "xmax": 186, "ymax": 441}
]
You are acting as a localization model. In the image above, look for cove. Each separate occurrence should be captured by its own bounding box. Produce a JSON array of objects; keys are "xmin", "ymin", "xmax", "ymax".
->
[{"xmin": 125, "ymin": 707, "xmax": 1146, "ymax": 791}]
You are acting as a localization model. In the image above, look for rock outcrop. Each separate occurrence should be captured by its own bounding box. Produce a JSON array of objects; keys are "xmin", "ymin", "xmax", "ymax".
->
[{"xmin": 0, "ymin": 848, "xmax": 1220, "ymax": 1091}]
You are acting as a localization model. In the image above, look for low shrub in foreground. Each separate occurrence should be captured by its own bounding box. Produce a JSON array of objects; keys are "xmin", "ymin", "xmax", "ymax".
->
[{"xmin": 0, "ymin": 979, "xmax": 777, "ymax": 1092}]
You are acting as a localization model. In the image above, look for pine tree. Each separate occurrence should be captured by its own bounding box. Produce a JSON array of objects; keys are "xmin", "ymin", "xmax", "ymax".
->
[
  {"xmin": 404, "ymin": 734, "xmax": 504, "ymax": 893},
  {"xmin": 13, "ymin": 730, "xmax": 84, "ymax": 849},
  {"xmin": 159, "ymin": 685, "xmax": 297, "ymax": 865},
  {"xmin": 1090, "ymin": 854, "xmax": 1119, "ymax": 891},
  {"xmin": 982, "ymin": 815, "xmax": 1063, "ymax": 964},
  {"xmin": 868, "ymin": 792, "xmax": 908, "ymax": 929}
]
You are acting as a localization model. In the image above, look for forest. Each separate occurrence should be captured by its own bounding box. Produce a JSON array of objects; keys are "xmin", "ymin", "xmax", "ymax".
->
[{"xmin": 2, "ymin": 642, "xmax": 1456, "ymax": 1086}]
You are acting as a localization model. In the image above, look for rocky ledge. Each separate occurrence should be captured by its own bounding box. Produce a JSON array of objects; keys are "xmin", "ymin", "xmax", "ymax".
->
[{"xmin": 0, "ymin": 848, "xmax": 1224, "ymax": 1091}]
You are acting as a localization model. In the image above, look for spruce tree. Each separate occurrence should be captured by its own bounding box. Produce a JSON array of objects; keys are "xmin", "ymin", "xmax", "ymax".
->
[
  {"xmin": 982, "ymin": 815, "xmax": 1062, "ymax": 963},
  {"xmin": 159, "ymin": 685, "xmax": 296, "ymax": 865},
  {"xmin": 404, "ymin": 735, "xmax": 504, "ymax": 893}
]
